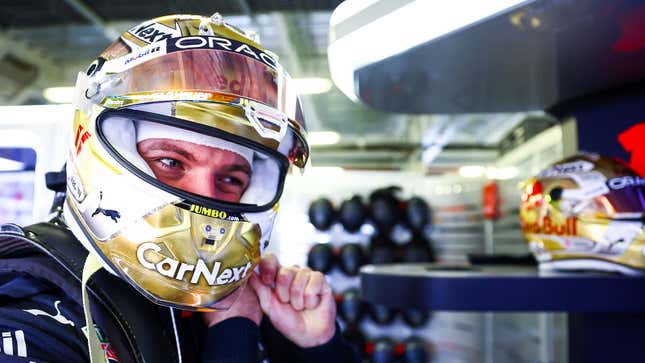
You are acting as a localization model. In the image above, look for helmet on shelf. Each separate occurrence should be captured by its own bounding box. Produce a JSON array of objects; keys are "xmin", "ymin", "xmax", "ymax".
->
[{"xmin": 520, "ymin": 153, "xmax": 645, "ymax": 274}]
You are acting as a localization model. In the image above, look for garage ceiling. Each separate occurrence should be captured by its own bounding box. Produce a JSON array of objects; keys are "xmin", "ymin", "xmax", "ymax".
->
[
  {"xmin": 0, "ymin": 1, "xmax": 554, "ymax": 170},
  {"xmin": 0, "ymin": 0, "xmax": 342, "ymax": 26}
]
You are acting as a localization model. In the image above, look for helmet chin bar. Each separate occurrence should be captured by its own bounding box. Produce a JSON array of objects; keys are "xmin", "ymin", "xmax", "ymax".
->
[{"xmin": 63, "ymin": 174, "xmax": 271, "ymax": 310}]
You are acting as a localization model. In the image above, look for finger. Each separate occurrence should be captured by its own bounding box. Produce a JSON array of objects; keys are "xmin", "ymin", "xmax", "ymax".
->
[
  {"xmin": 259, "ymin": 253, "xmax": 280, "ymax": 286},
  {"xmin": 290, "ymin": 268, "xmax": 312, "ymax": 311},
  {"xmin": 250, "ymin": 273, "xmax": 272, "ymax": 313},
  {"xmin": 319, "ymin": 282, "xmax": 335, "ymax": 312},
  {"xmin": 275, "ymin": 266, "xmax": 298, "ymax": 303},
  {"xmin": 303, "ymin": 271, "xmax": 324, "ymax": 309}
]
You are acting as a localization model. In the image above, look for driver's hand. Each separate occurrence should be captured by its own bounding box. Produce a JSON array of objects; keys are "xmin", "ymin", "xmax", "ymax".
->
[{"xmin": 250, "ymin": 253, "xmax": 336, "ymax": 348}]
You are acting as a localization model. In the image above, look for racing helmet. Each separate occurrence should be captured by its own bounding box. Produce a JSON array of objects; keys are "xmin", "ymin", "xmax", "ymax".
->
[
  {"xmin": 63, "ymin": 13, "xmax": 309, "ymax": 310},
  {"xmin": 520, "ymin": 153, "xmax": 645, "ymax": 275}
]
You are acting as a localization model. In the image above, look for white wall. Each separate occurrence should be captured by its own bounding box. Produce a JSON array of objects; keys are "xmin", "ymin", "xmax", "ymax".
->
[{"xmin": 0, "ymin": 105, "xmax": 71, "ymax": 225}]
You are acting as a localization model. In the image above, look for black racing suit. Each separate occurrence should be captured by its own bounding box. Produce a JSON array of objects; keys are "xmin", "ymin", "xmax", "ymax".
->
[{"xmin": 0, "ymin": 222, "xmax": 359, "ymax": 363}]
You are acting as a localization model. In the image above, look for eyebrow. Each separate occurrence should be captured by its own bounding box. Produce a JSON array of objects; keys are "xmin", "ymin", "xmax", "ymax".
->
[
  {"xmin": 143, "ymin": 140, "xmax": 253, "ymax": 174},
  {"xmin": 223, "ymin": 163, "xmax": 252, "ymax": 176},
  {"xmin": 143, "ymin": 141, "xmax": 197, "ymax": 162}
]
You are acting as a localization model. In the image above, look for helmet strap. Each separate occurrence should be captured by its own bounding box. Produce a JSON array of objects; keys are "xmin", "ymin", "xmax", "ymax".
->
[{"xmin": 81, "ymin": 253, "xmax": 108, "ymax": 363}]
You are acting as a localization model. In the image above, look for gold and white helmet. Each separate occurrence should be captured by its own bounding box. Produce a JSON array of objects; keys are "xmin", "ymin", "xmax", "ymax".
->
[
  {"xmin": 64, "ymin": 13, "xmax": 309, "ymax": 310},
  {"xmin": 520, "ymin": 153, "xmax": 645, "ymax": 275}
]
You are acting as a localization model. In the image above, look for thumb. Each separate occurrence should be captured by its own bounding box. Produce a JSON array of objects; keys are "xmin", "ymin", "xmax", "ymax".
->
[{"xmin": 250, "ymin": 273, "xmax": 272, "ymax": 313}]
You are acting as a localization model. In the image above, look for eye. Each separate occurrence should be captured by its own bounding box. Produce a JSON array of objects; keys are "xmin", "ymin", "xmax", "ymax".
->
[
  {"xmin": 220, "ymin": 176, "xmax": 244, "ymax": 186},
  {"xmin": 158, "ymin": 158, "xmax": 182, "ymax": 169}
]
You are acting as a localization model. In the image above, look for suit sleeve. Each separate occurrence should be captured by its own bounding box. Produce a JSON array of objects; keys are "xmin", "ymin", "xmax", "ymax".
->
[
  {"xmin": 0, "ymin": 272, "xmax": 90, "ymax": 363},
  {"xmin": 260, "ymin": 317, "xmax": 360, "ymax": 363},
  {"xmin": 201, "ymin": 317, "xmax": 261, "ymax": 363}
]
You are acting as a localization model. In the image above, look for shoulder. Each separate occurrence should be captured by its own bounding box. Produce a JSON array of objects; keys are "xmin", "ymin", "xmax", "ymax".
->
[{"xmin": 0, "ymin": 272, "xmax": 88, "ymax": 362}]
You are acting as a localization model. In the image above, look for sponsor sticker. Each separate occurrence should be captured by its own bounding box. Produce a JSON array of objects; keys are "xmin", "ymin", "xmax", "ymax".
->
[
  {"xmin": 136, "ymin": 242, "xmax": 252, "ymax": 286},
  {"xmin": 607, "ymin": 176, "xmax": 645, "ymax": 190},
  {"xmin": 123, "ymin": 44, "xmax": 163, "ymax": 67},
  {"xmin": 167, "ymin": 36, "xmax": 278, "ymax": 70},
  {"xmin": 538, "ymin": 160, "xmax": 594, "ymax": 178},
  {"xmin": 128, "ymin": 20, "xmax": 181, "ymax": 44},
  {"xmin": 147, "ymin": 90, "xmax": 210, "ymax": 101},
  {"xmin": 91, "ymin": 191, "xmax": 121, "ymax": 223},
  {"xmin": 178, "ymin": 202, "xmax": 243, "ymax": 221},
  {"xmin": 521, "ymin": 216, "xmax": 577, "ymax": 236},
  {"xmin": 190, "ymin": 204, "xmax": 228, "ymax": 219},
  {"xmin": 68, "ymin": 174, "xmax": 86, "ymax": 202},
  {"xmin": 22, "ymin": 300, "xmax": 75, "ymax": 327},
  {"xmin": 103, "ymin": 98, "xmax": 124, "ymax": 108},
  {"xmin": 74, "ymin": 125, "xmax": 91, "ymax": 155}
]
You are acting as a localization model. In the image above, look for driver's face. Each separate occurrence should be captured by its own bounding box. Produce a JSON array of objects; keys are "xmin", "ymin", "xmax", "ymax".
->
[{"xmin": 137, "ymin": 138, "xmax": 252, "ymax": 203}]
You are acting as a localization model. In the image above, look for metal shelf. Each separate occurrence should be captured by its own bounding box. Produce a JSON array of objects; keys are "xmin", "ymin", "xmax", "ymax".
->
[
  {"xmin": 360, "ymin": 263, "xmax": 645, "ymax": 363},
  {"xmin": 361, "ymin": 263, "xmax": 645, "ymax": 312}
]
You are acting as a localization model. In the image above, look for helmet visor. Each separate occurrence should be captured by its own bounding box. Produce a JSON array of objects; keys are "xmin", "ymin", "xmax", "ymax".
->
[
  {"xmin": 98, "ymin": 107, "xmax": 287, "ymax": 210},
  {"xmin": 103, "ymin": 45, "xmax": 304, "ymax": 126},
  {"xmin": 603, "ymin": 184, "xmax": 645, "ymax": 216}
]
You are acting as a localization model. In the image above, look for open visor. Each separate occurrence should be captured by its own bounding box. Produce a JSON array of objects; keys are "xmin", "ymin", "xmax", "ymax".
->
[
  {"xmin": 97, "ymin": 105, "xmax": 288, "ymax": 211},
  {"xmin": 103, "ymin": 46, "xmax": 305, "ymax": 128}
]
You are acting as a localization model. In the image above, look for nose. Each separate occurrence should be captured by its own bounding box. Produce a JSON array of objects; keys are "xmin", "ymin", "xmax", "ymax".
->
[{"xmin": 180, "ymin": 167, "xmax": 217, "ymax": 199}]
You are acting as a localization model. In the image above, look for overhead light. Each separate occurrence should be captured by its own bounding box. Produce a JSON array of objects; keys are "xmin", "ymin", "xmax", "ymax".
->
[
  {"xmin": 459, "ymin": 165, "xmax": 486, "ymax": 178},
  {"xmin": 43, "ymin": 87, "xmax": 75, "ymax": 104},
  {"xmin": 308, "ymin": 131, "xmax": 341, "ymax": 145},
  {"xmin": 329, "ymin": 0, "xmax": 526, "ymax": 101},
  {"xmin": 292, "ymin": 78, "xmax": 333, "ymax": 95},
  {"xmin": 487, "ymin": 166, "xmax": 519, "ymax": 180},
  {"xmin": 0, "ymin": 157, "xmax": 24, "ymax": 172}
]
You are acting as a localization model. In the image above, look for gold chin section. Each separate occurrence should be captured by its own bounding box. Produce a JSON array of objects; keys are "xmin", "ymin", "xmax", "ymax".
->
[{"xmin": 103, "ymin": 205, "xmax": 261, "ymax": 309}]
